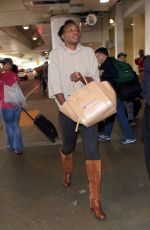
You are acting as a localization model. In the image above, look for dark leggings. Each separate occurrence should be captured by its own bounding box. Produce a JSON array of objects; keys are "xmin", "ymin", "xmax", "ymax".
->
[{"xmin": 59, "ymin": 112, "xmax": 100, "ymax": 160}]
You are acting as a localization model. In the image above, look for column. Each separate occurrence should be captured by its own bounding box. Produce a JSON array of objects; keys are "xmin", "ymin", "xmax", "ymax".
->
[
  {"xmin": 115, "ymin": 2, "xmax": 124, "ymax": 57},
  {"xmin": 102, "ymin": 13, "xmax": 109, "ymax": 47},
  {"xmin": 132, "ymin": 14, "xmax": 145, "ymax": 69},
  {"xmin": 50, "ymin": 15, "xmax": 80, "ymax": 49},
  {"xmin": 145, "ymin": 0, "xmax": 150, "ymax": 54}
]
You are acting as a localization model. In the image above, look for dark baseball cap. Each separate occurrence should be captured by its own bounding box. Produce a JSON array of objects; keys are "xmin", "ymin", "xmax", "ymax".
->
[
  {"xmin": 117, "ymin": 52, "xmax": 127, "ymax": 58},
  {"xmin": 0, "ymin": 58, "xmax": 13, "ymax": 65}
]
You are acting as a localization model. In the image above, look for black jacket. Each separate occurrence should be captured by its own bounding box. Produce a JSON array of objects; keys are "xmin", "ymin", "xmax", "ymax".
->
[{"xmin": 99, "ymin": 57, "xmax": 122, "ymax": 98}]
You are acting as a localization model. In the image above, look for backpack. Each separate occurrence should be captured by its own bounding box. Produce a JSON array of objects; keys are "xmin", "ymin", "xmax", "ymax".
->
[{"xmin": 111, "ymin": 57, "xmax": 138, "ymax": 83}]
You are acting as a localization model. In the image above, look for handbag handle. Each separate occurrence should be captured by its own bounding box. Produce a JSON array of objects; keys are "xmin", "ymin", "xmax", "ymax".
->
[
  {"xmin": 71, "ymin": 76, "xmax": 94, "ymax": 132},
  {"xmin": 72, "ymin": 75, "xmax": 88, "ymax": 92}
]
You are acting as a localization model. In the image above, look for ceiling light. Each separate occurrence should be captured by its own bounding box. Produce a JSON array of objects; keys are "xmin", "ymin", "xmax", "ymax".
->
[
  {"xmin": 109, "ymin": 18, "xmax": 114, "ymax": 24},
  {"xmin": 23, "ymin": 26, "xmax": 29, "ymax": 30},
  {"xmin": 100, "ymin": 0, "xmax": 110, "ymax": 3},
  {"xmin": 32, "ymin": 36, "xmax": 37, "ymax": 41}
]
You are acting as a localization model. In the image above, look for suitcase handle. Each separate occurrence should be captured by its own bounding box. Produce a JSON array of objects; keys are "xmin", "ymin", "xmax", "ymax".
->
[{"xmin": 22, "ymin": 107, "xmax": 34, "ymax": 121}]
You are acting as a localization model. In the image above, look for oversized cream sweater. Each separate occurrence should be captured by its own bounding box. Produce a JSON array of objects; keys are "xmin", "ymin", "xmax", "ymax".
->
[{"xmin": 48, "ymin": 43, "xmax": 99, "ymax": 106}]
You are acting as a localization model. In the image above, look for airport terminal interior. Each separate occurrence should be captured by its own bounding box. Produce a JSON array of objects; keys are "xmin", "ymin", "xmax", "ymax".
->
[{"xmin": 0, "ymin": 0, "xmax": 150, "ymax": 229}]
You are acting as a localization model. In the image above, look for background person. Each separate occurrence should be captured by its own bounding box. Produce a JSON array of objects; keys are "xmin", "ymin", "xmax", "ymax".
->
[
  {"xmin": 41, "ymin": 61, "xmax": 48, "ymax": 96},
  {"xmin": 95, "ymin": 47, "xmax": 136, "ymax": 144},
  {"xmin": 117, "ymin": 52, "xmax": 127, "ymax": 62},
  {"xmin": 117, "ymin": 52, "xmax": 136, "ymax": 127},
  {"xmin": 11, "ymin": 64, "xmax": 18, "ymax": 73},
  {"xmin": 0, "ymin": 58, "xmax": 23, "ymax": 155},
  {"xmin": 135, "ymin": 49, "xmax": 145, "ymax": 80},
  {"xmin": 48, "ymin": 19, "xmax": 106, "ymax": 220},
  {"xmin": 141, "ymin": 55, "xmax": 150, "ymax": 178}
]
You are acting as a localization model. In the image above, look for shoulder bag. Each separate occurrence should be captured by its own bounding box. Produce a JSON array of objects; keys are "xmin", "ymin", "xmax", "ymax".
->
[
  {"xmin": 4, "ymin": 75, "xmax": 27, "ymax": 107},
  {"xmin": 60, "ymin": 77, "xmax": 116, "ymax": 131}
]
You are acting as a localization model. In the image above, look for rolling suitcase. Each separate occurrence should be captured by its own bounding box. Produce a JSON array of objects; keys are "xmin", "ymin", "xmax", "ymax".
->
[{"xmin": 22, "ymin": 108, "xmax": 58, "ymax": 143}]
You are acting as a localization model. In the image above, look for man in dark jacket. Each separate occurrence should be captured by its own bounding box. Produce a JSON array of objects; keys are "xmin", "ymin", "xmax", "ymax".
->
[
  {"xmin": 95, "ymin": 47, "xmax": 136, "ymax": 144},
  {"xmin": 142, "ymin": 55, "xmax": 150, "ymax": 178}
]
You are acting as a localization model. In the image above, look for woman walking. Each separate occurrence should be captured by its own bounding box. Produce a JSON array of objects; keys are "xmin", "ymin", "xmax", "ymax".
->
[
  {"xmin": 0, "ymin": 58, "xmax": 23, "ymax": 155},
  {"xmin": 48, "ymin": 20, "xmax": 105, "ymax": 220}
]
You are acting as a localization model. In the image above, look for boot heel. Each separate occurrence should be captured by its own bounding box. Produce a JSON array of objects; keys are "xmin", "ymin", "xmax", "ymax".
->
[{"xmin": 90, "ymin": 201, "xmax": 106, "ymax": 220}]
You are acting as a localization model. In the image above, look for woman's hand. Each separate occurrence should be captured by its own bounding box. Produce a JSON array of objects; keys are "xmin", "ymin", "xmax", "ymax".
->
[
  {"xmin": 70, "ymin": 72, "xmax": 93, "ymax": 84},
  {"xmin": 70, "ymin": 72, "xmax": 82, "ymax": 82}
]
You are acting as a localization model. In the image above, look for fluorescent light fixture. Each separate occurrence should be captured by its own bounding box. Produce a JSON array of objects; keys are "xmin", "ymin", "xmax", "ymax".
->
[
  {"xmin": 23, "ymin": 26, "xmax": 29, "ymax": 30},
  {"xmin": 32, "ymin": 36, "xmax": 37, "ymax": 41},
  {"xmin": 100, "ymin": 0, "xmax": 110, "ymax": 3},
  {"xmin": 109, "ymin": 18, "xmax": 114, "ymax": 24}
]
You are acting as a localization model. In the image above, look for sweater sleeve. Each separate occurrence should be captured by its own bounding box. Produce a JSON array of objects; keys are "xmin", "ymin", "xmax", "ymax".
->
[{"xmin": 48, "ymin": 49, "xmax": 63, "ymax": 98}]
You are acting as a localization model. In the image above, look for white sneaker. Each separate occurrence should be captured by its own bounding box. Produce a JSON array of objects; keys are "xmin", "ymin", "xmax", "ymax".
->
[
  {"xmin": 121, "ymin": 138, "xmax": 136, "ymax": 144},
  {"xmin": 99, "ymin": 134, "xmax": 111, "ymax": 141}
]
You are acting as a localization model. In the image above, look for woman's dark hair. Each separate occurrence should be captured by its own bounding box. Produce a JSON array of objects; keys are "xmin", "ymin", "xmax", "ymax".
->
[
  {"xmin": 58, "ymin": 19, "xmax": 77, "ymax": 41},
  {"xmin": 95, "ymin": 47, "xmax": 109, "ymax": 56},
  {"xmin": 11, "ymin": 64, "xmax": 18, "ymax": 73}
]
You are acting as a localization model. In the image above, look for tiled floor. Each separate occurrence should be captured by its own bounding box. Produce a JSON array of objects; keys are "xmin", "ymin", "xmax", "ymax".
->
[{"xmin": 0, "ymin": 79, "xmax": 150, "ymax": 230}]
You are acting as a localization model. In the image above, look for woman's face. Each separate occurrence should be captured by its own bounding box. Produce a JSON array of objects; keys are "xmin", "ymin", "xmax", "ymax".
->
[
  {"xmin": 61, "ymin": 23, "xmax": 80, "ymax": 46},
  {"xmin": 2, "ymin": 63, "xmax": 12, "ymax": 71}
]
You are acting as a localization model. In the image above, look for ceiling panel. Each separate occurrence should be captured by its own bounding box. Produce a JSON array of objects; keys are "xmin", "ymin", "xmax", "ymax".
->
[{"xmin": 0, "ymin": 0, "xmax": 138, "ymax": 63}]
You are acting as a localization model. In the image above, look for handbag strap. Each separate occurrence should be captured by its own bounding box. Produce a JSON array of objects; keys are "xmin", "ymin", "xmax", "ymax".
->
[
  {"xmin": 72, "ymin": 76, "xmax": 95, "ymax": 132},
  {"xmin": 13, "ymin": 74, "xmax": 17, "ymax": 83},
  {"xmin": 72, "ymin": 75, "xmax": 88, "ymax": 92}
]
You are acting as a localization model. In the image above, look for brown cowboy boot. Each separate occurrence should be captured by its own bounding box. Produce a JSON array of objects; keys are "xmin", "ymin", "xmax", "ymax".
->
[
  {"xmin": 86, "ymin": 160, "xmax": 106, "ymax": 220},
  {"xmin": 61, "ymin": 151, "xmax": 73, "ymax": 187}
]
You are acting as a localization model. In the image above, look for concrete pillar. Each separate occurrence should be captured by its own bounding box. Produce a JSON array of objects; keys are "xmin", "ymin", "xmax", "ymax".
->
[
  {"xmin": 102, "ymin": 14, "xmax": 109, "ymax": 47},
  {"xmin": 145, "ymin": 0, "xmax": 150, "ymax": 54},
  {"xmin": 115, "ymin": 2, "xmax": 124, "ymax": 58},
  {"xmin": 132, "ymin": 14, "xmax": 145, "ymax": 63},
  {"xmin": 50, "ymin": 15, "xmax": 80, "ymax": 49}
]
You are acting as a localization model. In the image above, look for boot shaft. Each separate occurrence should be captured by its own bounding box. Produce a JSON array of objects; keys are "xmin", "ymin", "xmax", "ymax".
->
[
  {"xmin": 61, "ymin": 151, "xmax": 73, "ymax": 173},
  {"xmin": 86, "ymin": 160, "xmax": 106, "ymax": 220},
  {"xmin": 86, "ymin": 160, "xmax": 101, "ymax": 201},
  {"xmin": 60, "ymin": 151, "xmax": 73, "ymax": 187}
]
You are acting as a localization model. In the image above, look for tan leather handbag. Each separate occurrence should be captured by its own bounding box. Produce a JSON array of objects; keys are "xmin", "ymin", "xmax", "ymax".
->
[{"xmin": 60, "ymin": 78, "xmax": 116, "ymax": 131}]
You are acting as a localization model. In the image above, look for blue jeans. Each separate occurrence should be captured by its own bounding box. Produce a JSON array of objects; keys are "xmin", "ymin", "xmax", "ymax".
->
[
  {"xmin": 59, "ymin": 112, "xmax": 100, "ymax": 160},
  {"xmin": 1, "ymin": 107, "xmax": 23, "ymax": 153},
  {"xmin": 103, "ymin": 97, "xmax": 135, "ymax": 139}
]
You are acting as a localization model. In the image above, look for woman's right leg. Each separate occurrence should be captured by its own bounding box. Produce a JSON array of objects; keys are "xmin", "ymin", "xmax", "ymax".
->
[
  {"xmin": 12, "ymin": 107, "xmax": 23, "ymax": 153},
  {"xmin": 59, "ymin": 112, "xmax": 77, "ymax": 186},
  {"xmin": 80, "ymin": 124, "xmax": 106, "ymax": 220}
]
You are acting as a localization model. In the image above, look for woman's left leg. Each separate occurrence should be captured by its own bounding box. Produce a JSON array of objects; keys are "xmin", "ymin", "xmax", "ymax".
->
[
  {"xmin": 1, "ymin": 108, "xmax": 14, "ymax": 150},
  {"xmin": 80, "ymin": 124, "xmax": 106, "ymax": 220},
  {"xmin": 12, "ymin": 107, "xmax": 23, "ymax": 153}
]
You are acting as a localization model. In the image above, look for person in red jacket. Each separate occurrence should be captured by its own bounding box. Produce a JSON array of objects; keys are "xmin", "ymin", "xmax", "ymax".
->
[
  {"xmin": 135, "ymin": 49, "xmax": 145, "ymax": 80},
  {"xmin": 0, "ymin": 58, "xmax": 23, "ymax": 155}
]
